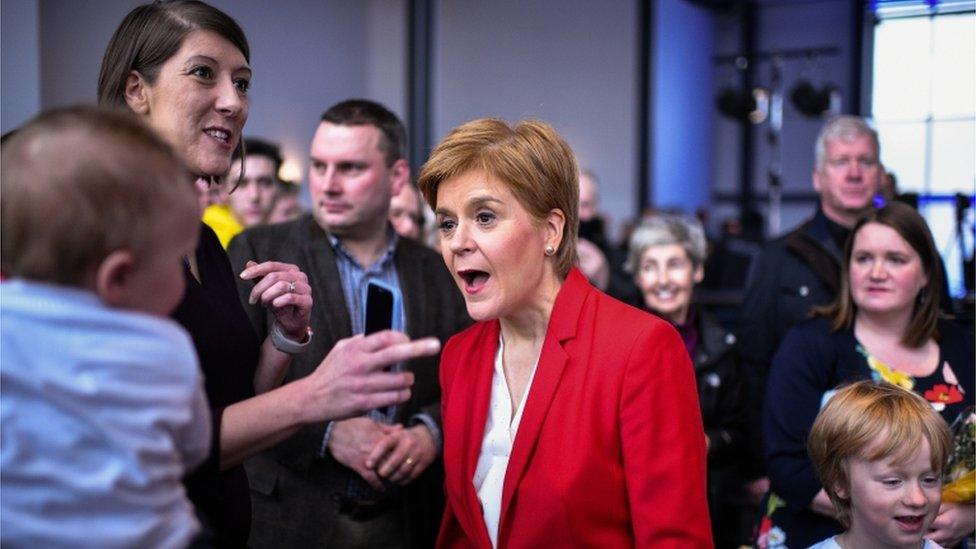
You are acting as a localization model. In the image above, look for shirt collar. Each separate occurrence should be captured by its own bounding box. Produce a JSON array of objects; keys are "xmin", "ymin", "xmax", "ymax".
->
[{"xmin": 327, "ymin": 225, "xmax": 399, "ymax": 270}]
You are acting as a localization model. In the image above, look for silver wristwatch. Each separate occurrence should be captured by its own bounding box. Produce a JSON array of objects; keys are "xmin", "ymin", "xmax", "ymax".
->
[{"xmin": 270, "ymin": 319, "xmax": 313, "ymax": 354}]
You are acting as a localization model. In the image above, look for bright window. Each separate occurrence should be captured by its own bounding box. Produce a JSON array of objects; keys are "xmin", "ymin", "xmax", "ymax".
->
[{"xmin": 871, "ymin": 6, "xmax": 975, "ymax": 297}]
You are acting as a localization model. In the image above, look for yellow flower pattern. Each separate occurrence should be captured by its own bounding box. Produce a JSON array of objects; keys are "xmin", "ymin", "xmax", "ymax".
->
[{"xmin": 860, "ymin": 347, "xmax": 915, "ymax": 390}]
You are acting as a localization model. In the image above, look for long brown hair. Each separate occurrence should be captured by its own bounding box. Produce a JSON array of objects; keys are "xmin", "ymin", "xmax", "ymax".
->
[{"xmin": 819, "ymin": 202, "xmax": 943, "ymax": 347}]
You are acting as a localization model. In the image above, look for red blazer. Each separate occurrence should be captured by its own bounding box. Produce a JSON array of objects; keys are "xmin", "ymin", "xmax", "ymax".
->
[{"xmin": 438, "ymin": 269, "xmax": 712, "ymax": 549}]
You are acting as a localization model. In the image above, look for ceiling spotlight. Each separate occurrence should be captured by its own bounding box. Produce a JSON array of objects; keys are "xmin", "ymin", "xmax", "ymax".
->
[{"xmin": 790, "ymin": 80, "xmax": 838, "ymax": 117}]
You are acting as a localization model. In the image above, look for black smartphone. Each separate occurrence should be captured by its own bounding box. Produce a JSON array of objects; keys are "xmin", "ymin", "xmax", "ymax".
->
[{"xmin": 364, "ymin": 281, "xmax": 394, "ymax": 335}]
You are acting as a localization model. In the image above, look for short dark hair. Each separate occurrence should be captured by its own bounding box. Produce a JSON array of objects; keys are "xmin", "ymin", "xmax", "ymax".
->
[
  {"xmin": 320, "ymin": 99, "xmax": 406, "ymax": 167},
  {"xmin": 275, "ymin": 180, "xmax": 300, "ymax": 196},
  {"xmin": 234, "ymin": 137, "xmax": 283, "ymax": 174},
  {"xmin": 819, "ymin": 202, "xmax": 943, "ymax": 347},
  {"xmin": 97, "ymin": 0, "xmax": 249, "ymax": 109}
]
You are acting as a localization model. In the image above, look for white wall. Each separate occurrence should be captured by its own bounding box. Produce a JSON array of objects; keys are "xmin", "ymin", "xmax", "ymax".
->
[
  {"xmin": 432, "ymin": 0, "xmax": 640, "ymax": 239},
  {"xmin": 366, "ymin": 0, "xmax": 407, "ymax": 119},
  {"xmin": 9, "ymin": 0, "xmax": 405, "ymax": 194}
]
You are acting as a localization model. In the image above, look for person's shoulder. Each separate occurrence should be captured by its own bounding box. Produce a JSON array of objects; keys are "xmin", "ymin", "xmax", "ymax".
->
[
  {"xmin": 227, "ymin": 216, "xmax": 319, "ymax": 267},
  {"xmin": 792, "ymin": 314, "xmax": 833, "ymax": 334},
  {"xmin": 937, "ymin": 317, "xmax": 974, "ymax": 343},
  {"xmin": 395, "ymin": 237, "xmax": 460, "ymax": 292},
  {"xmin": 804, "ymin": 536, "xmax": 842, "ymax": 549},
  {"xmin": 445, "ymin": 320, "xmax": 490, "ymax": 345},
  {"xmin": 98, "ymin": 309, "xmax": 199, "ymax": 375},
  {"xmin": 744, "ymin": 221, "xmax": 811, "ymax": 291},
  {"xmin": 769, "ymin": 316, "xmax": 834, "ymax": 358},
  {"xmin": 579, "ymin": 288, "xmax": 679, "ymax": 354},
  {"xmin": 764, "ymin": 216, "xmax": 813, "ymax": 246},
  {"xmin": 591, "ymin": 287, "xmax": 665, "ymax": 330},
  {"xmin": 442, "ymin": 320, "xmax": 499, "ymax": 361},
  {"xmin": 236, "ymin": 214, "xmax": 312, "ymax": 244},
  {"xmin": 779, "ymin": 315, "xmax": 838, "ymax": 347},
  {"xmin": 698, "ymin": 310, "xmax": 737, "ymax": 352},
  {"xmin": 395, "ymin": 236, "xmax": 443, "ymax": 265}
]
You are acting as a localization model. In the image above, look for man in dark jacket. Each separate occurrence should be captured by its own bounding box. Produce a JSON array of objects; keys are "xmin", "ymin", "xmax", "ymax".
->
[
  {"xmin": 737, "ymin": 115, "xmax": 883, "ymax": 495},
  {"xmin": 229, "ymin": 100, "xmax": 470, "ymax": 549}
]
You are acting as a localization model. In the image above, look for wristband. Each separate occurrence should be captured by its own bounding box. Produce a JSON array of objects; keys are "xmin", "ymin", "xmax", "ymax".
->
[{"xmin": 271, "ymin": 319, "xmax": 313, "ymax": 354}]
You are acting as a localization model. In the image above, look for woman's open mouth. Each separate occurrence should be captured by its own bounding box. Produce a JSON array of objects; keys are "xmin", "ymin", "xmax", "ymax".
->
[{"xmin": 458, "ymin": 269, "xmax": 490, "ymax": 294}]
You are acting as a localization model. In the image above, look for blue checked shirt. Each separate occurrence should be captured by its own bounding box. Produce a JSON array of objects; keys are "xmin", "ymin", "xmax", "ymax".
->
[{"xmin": 318, "ymin": 229, "xmax": 441, "ymax": 461}]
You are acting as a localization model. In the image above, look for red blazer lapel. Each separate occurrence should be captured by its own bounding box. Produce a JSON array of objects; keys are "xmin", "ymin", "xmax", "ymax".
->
[
  {"xmin": 497, "ymin": 269, "xmax": 590, "ymax": 543},
  {"xmin": 446, "ymin": 321, "xmax": 499, "ymax": 548}
]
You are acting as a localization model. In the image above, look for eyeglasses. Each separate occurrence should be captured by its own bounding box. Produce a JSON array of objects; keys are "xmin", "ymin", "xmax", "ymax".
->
[{"xmin": 826, "ymin": 156, "xmax": 879, "ymax": 170}]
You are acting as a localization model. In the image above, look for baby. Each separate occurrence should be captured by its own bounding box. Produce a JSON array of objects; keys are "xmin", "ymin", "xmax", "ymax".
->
[
  {"xmin": 806, "ymin": 380, "xmax": 953, "ymax": 549},
  {"xmin": 1, "ymin": 106, "xmax": 209, "ymax": 547}
]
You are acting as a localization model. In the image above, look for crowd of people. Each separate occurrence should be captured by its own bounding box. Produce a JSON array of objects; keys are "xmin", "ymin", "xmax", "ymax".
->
[{"xmin": 1, "ymin": 1, "xmax": 973, "ymax": 549}]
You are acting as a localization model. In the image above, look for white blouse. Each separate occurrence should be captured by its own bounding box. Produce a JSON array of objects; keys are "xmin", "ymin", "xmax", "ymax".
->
[{"xmin": 472, "ymin": 335, "xmax": 539, "ymax": 548}]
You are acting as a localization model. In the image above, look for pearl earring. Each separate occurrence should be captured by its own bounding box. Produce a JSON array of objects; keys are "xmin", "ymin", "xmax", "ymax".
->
[{"xmin": 545, "ymin": 245, "xmax": 555, "ymax": 256}]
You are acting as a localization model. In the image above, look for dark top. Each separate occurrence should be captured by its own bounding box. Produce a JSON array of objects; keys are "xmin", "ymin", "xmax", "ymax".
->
[
  {"xmin": 659, "ymin": 306, "xmax": 751, "ymax": 548},
  {"xmin": 691, "ymin": 308, "xmax": 748, "ymax": 471},
  {"xmin": 823, "ymin": 212, "xmax": 851, "ymax": 253},
  {"xmin": 759, "ymin": 315, "xmax": 975, "ymax": 549},
  {"xmin": 737, "ymin": 206, "xmax": 843, "ymax": 480},
  {"xmin": 174, "ymin": 223, "xmax": 260, "ymax": 548},
  {"xmin": 739, "ymin": 207, "xmax": 844, "ymax": 386}
]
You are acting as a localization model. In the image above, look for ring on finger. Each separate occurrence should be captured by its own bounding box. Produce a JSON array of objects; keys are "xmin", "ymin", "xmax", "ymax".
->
[
  {"xmin": 404, "ymin": 457, "xmax": 415, "ymax": 467},
  {"xmin": 287, "ymin": 281, "xmax": 296, "ymax": 293}
]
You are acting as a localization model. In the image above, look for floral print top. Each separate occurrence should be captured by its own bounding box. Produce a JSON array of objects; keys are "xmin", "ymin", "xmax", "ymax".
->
[{"xmin": 860, "ymin": 344, "xmax": 969, "ymax": 422}]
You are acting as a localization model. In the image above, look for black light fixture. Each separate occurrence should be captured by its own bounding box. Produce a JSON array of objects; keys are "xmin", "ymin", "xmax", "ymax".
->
[
  {"xmin": 716, "ymin": 86, "xmax": 769, "ymax": 124},
  {"xmin": 716, "ymin": 87, "xmax": 755, "ymax": 120},
  {"xmin": 789, "ymin": 79, "xmax": 838, "ymax": 117}
]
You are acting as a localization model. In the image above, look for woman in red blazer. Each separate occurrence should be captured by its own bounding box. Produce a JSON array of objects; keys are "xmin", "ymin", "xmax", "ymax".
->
[{"xmin": 417, "ymin": 118, "xmax": 712, "ymax": 549}]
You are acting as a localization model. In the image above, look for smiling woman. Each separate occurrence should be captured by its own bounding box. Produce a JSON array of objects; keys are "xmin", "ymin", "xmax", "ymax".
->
[
  {"xmin": 95, "ymin": 2, "xmax": 429, "ymax": 547},
  {"xmin": 625, "ymin": 213, "xmax": 752, "ymax": 547},
  {"xmin": 418, "ymin": 119, "xmax": 712, "ymax": 548},
  {"xmin": 759, "ymin": 202, "xmax": 975, "ymax": 548}
]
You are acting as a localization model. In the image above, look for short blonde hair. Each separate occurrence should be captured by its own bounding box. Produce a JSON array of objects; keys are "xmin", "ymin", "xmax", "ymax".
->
[
  {"xmin": 2, "ymin": 106, "xmax": 197, "ymax": 286},
  {"xmin": 807, "ymin": 380, "xmax": 952, "ymax": 528},
  {"xmin": 417, "ymin": 118, "xmax": 579, "ymax": 278}
]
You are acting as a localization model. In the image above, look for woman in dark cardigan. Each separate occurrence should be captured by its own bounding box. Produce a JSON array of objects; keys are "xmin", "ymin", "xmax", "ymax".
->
[{"xmin": 758, "ymin": 202, "xmax": 974, "ymax": 549}]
